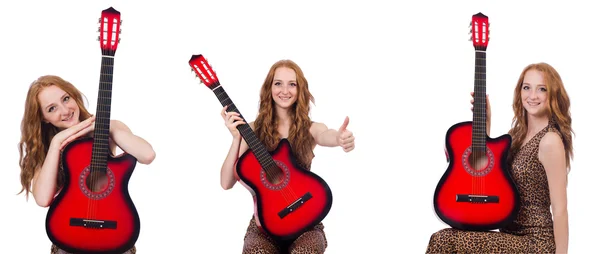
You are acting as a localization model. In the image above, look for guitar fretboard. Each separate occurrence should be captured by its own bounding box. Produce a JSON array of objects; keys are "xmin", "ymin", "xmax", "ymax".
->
[
  {"xmin": 90, "ymin": 55, "xmax": 114, "ymax": 173},
  {"xmin": 472, "ymin": 50, "xmax": 487, "ymax": 151}
]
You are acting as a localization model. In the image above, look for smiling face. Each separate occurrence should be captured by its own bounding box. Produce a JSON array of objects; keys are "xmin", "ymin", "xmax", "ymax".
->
[
  {"xmin": 271, "ymin": 67, "xmax": 299, "ymax": 110},
  {"xmin": 520, "ymin": 69, "xmax": 549, "ymax": 118},
  {"xmin": 38, "ymin": 85, "xmax": 80, "ymax": 130}
]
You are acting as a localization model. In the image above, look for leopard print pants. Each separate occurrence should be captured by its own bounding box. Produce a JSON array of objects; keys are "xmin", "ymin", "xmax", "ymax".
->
[
  {"xmin": 243, "ymin": 218, "xmax": 328, "ymax": 254},
  {"xmin": 51, "ymin": 244, "xmax": 136, "ymax": 254}
]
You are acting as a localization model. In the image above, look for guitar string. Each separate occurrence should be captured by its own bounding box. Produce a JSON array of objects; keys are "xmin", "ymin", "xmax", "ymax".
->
[
  {"xmin": 88, "ymin": 48, "xmax": 113, "ymax": 221},
  {"xmin": 476, "ymin": 50, "xmax": 482, "ymax": 198},
  {"xmin": 475, "ymin": 50, "xmax": 486, "ymax": 199},
  {"xmin": 89, "ymin": 53, "xmax": 104, "ymax": 221},
  {"xmin": 90, "ymin": 20, "xmax": 105, "ymax": 222},
  {"xmin": 97, "ymin": 51, "xmax": 114, "ymax": 220}
]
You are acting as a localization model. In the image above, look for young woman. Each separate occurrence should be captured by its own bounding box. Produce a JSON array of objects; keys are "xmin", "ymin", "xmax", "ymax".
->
[
  {"xmin": 18, "ymin": 75, "xmax": 156, "ymax": 254},
  {"xmin": 426, "ymin": 62, "xmax": 572, "ymax": 253},
  {"xmin": 220, "ymin": 59, "xmax": 355, "ymax": 254}
]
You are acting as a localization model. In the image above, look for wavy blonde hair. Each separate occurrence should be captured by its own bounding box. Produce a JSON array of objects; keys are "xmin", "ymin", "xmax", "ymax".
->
[
  {"xmin": 254, "ymin": 60, "xmax": 316, "ymax": 168},
  {"xmin": 18, "ymin": 75, "xmax": 92, "ymax": 199},
  {"xmin": 508, "ymin": 63, "xmax": 574, "ymax": 170}
]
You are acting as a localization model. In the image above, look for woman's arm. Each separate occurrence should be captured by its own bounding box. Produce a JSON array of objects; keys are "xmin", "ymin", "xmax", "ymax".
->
[
  {"xmin": 109, "ymin": 120, "xmax": 156, "ymax": 165},
  {"xmin": 539, "ymin": 131, "xmax": 569, "ymax": 254},
  {"xmin": 220, "ymin": 122, "xmax": 253, "ymax": 190},
  {"xmin": 311, "ymin": 117, "xmax": 355, "ymax": 152},
  {"xmin": 32, "ymin": 116, "xmax": 96, "ymax": 207},
  {"xmin": 31, "ymin": 146, "xmax": 61, "ymax": 207}
]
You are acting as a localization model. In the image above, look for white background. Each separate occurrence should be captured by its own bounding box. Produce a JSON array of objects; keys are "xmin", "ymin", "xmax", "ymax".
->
[{"xmin": 1, "ymin": 0, "xmax": 598, "ymax": 253}]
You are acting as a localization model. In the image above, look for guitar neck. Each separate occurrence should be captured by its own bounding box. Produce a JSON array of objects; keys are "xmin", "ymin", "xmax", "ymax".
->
[
  {"xmin": 211, "ymin": 83, "xmax": 276, "ymax": 169},
  {"xmin": 472, "ymin": 50, "xmax": 487, "ymax": 151},
  {"xmin": 91, "ymin": 55, "xmax": 114, "ymax": 171}
]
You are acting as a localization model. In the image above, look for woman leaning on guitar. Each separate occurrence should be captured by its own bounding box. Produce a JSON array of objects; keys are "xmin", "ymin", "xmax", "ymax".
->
[
  {"xmin": 426, "ymin": 62, "xmax": 573, "ymax": 254},
  {"xmin": 220, "ymin": 59, "xmax": 355, "ymax": 254},
  {"xmin": 17, "ymin": 75, "xmax": 156, "ymax": 254}
]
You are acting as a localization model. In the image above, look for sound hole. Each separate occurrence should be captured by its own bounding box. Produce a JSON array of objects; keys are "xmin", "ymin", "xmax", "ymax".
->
[
  {"xmin": 260, "ymin": 160, "xmax": 290, "ymax": 191},
  {"xmin": 469, "ymin": 150, "xmax": 489, "ymax": 172},
  {"xmin": 79, "ymin": 166, "xmax": 115, "ymax": 200},
  {"xmin": 265, "ymin": 166, "xmax": 285, "ymax": 185},
  {"xmin": 86, "ymin": 170, "xmax": 109, "ymax": 192},
  {"xmin": 462, "ymin": 146, "xmax": 494, "ymax": 177}
]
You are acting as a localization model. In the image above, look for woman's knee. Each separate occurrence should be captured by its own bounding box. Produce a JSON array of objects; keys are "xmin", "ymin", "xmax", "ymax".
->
[{"xmin": 289, "ymin": 231, "xmax": 327, "ymax": 254}]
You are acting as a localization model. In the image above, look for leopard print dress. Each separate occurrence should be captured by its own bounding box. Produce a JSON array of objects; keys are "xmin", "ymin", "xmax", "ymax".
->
[{"xmin": 426, "ymin": 121, "xmax": 559, "ymax": 253}]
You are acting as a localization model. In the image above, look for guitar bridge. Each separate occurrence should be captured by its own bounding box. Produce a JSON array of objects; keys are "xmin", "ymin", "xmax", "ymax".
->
[
  {"xmin": 456, "ymin": 194, "xmax": 499, "ymax": 203},
  {"xmin": 278, "ymin": 192, "xmax": 313, "ymax": 219},
  {"xmin": 70, "ymin": 218, "xmax": 117, "ymax": 229}
]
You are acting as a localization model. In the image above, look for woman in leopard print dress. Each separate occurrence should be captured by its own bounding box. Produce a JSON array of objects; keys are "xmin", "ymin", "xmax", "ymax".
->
[
  {"xmin": 18, "ymin": 75, "xmax": 156, "ymax": 253},
  {"xmin": 219, "ymin": 59, "xmax": 355, "ymax": 254},
  {"xmin": 426, "ymin": 63, "xmax": 573, "ymax": 253}
]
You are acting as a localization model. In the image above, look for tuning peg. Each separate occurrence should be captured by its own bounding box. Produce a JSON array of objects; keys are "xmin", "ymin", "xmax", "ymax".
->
[
  {"xmin": 119, "ymin": 29, "xmax": 122, "ymax": 34},
  {"xmin": 468, "ymin": 37, "xmax": 472, "ymax": 41},
  {"xmin": 118, "ymin": 38, "xmax": 121, "ymax": 42},
  {"xmin": 97, "ymin": 36, "xmax": 100, "ymax": 41},
  {"xmin": 98, "ymin": 18, "xmax": 101, "ymax": 23},
  {"xmin": 120, "ymin": 20, "xmax": 123, "ymax": 25}
]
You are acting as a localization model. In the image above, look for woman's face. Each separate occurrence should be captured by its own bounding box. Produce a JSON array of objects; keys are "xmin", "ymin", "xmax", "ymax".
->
[
  {"xmin": 271, "ymin": 67, "xmax": 298, "ymax": 110},
  {"xmin": 38, "ymin": 85, "xmax": 80, "ymax": 130},
  {"xmin": 521, "ymin": 69, "xmax": 549, "ymax": 118}
]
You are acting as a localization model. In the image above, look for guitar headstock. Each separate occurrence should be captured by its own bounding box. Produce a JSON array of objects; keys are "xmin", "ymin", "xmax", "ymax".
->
[
  {"xmin": 98, "ymin": 7, "xmax": 122, "ymax": 56},
  {"xmin": 469, "ymin": 12, "xmax": 489, "ymax": 51},
  {"xmin": 189, "ymin": 54, "xmax": 220, "ymax": 90}
]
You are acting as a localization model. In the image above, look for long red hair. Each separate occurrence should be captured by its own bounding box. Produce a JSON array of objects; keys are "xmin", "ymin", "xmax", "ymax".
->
[
  {"xmin": 508, "ymin": 63, "xmax": 574, "ymax": 170},
  {"xmin": 254, "ymin": 60, "xmax": 316, "ymax": 168},
  {"xmin": 18, "ymin": 75, "xmax": 92, "ymax": 198}
]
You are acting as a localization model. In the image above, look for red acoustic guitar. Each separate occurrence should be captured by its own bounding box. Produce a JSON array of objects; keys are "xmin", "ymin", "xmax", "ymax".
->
[
  {"xmin": 189, "ymin": 54, "xmax": 333, "ymax": 241},
  {"xmin": 433, "ymin": 13, "xmax": 520, "ymax": 231},
  {"xmin": 45, "ymin": 7, "xmax": 140, "ymax": 253}
]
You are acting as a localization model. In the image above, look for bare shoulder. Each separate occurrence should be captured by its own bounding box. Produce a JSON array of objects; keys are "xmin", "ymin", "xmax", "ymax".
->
[
  {"xmin": 249, "ymin": 121, "xmax": 255, "ymax": 130},
  {"xmin": 539, "ymin": 131, "xmax": 566, "ymax": 171},
  {"xmin": 540, "ymin": 131, "xmax": 564, "ymax": 153}
]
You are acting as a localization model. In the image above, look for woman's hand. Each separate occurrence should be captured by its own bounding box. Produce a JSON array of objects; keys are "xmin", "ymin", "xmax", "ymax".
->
[
  {"xmin": 221, "ymin": 105, "xmax": 245, "ymax": 140},
  {"xmin": 336, "ymin": 116, "xmax": 355, "ymax": 152},
  {"xmin": 51, "ymin": 115, "xmax": 96, "ymax": 151}
]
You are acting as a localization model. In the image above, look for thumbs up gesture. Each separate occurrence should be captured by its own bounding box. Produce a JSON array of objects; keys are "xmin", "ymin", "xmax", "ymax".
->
[{"xmin": 337, "ymin": 116, "xmax": 355, "ymax": 153}]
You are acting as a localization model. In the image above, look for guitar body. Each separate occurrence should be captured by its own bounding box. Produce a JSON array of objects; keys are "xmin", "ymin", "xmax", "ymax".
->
[
  {"xmin": 434, "ymin": 121, "xmax": 519, "ymax": 230},
  {"xmin": 236, "ymin": 138, "xmax": 333, "ymax": 241},
  {"xmin": 46, "ymin": 137, "xmax": 140, "ymax": 253}
]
